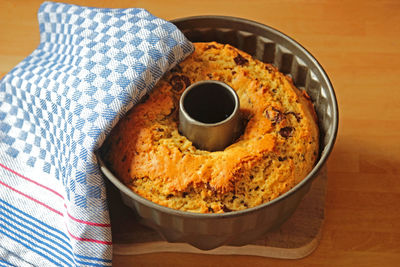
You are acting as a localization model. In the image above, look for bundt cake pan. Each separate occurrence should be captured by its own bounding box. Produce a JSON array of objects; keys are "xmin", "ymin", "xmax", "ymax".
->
[{"xmin": 98, "ymin": 15, "xmax": 338, "ymax": 250}]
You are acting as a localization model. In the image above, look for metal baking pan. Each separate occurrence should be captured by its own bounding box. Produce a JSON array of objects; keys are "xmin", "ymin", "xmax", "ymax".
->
[{"xmin": 98, "ymin": 15, "xmax": 338, "ymax": 250}]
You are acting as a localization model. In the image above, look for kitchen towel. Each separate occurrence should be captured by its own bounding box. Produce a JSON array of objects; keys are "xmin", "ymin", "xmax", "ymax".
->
[{"xmin": 0, "ymin": 1, "xmax": 193, "ymax": 266}]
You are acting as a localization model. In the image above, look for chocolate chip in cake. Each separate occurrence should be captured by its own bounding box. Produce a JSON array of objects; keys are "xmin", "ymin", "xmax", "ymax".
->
[
  {"xmin": 169, "ymin": 75, "xmax": 190, "ymax": 92},
  {"xmin": 278, "ymin": 156, "xmax": 287, "ymax": 161},
  {"xmin": 230, "ymin": 195, "xmax": 238, "ymax": 203},
  {"xmin": 265, "ymin": 107, "xmax": 284, "ymax": 125},
  {"xmin": 234, "ymin": 53, "xmax": 249, "ymax": 66},
  {"xmin": 279, "ymin": 126, "xmax": 294, "ymax": 138},
  {"xmin": 205, "ymin": 44, "xmax": 217, "ymax": 50},
  {"xmin": 222, "ymin": 205, "xmax": 233, "ymax": 212},
  {"xmin": 170, "ymin": 75, "xmax": 183, "ymax": 91}
]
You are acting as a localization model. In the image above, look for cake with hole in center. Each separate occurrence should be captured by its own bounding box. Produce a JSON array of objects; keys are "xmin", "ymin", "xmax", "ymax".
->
[{"xmin": 102, "ymin": 41, "xmax": 319, "ymax": 213}]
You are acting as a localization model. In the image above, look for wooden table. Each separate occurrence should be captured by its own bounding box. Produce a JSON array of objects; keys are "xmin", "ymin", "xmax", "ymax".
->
[{"xmin": 1, "ymin": 0, "xmax": 399, "ymax": 266}]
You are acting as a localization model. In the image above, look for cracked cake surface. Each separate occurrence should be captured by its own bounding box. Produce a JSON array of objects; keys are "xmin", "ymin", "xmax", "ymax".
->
[{"xmin": 102, "ymin": 42, "xmax": 319, "ymax": 213}]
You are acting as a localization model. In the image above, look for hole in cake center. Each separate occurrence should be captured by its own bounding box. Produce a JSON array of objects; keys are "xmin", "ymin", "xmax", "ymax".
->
[{"xmin": 183, "ymin": 82, "xmax": 236, "ymax": 124}]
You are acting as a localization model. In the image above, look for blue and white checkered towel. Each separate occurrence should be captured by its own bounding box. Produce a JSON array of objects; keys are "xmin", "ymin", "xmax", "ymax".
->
[{"xmin": 0, "ymin": 2, "xmax": 193, "ymax": 266}]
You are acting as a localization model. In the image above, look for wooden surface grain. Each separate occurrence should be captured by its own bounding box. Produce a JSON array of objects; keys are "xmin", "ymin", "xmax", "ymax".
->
[{"xmin": 1, "ymin": 0, "xmax": 400, "ymax": 266}]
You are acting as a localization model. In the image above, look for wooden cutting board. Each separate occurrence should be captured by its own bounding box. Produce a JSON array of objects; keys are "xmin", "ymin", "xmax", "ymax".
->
[{"xmin": 108, "ymin": 167, "xmax": 327, "ymax": 259}]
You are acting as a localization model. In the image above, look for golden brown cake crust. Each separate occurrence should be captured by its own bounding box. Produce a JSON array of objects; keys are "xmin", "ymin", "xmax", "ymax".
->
[{"xmin": 103, "ymin": 42, "xmax": 319, "ymax": 213}]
